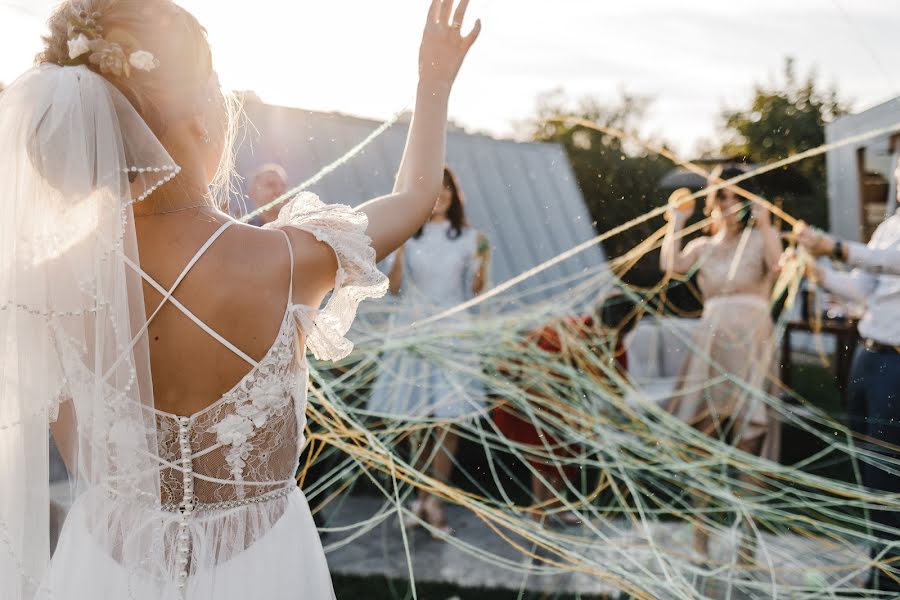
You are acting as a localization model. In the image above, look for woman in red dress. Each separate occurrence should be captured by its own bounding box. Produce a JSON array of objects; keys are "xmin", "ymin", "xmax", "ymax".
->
[{"xmin": 492, "ymin": 297, "xmax": 633, "ymax": 523}]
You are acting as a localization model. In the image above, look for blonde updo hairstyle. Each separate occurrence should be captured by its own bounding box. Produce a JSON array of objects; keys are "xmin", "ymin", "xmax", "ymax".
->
[{"xmin": 37, "ymin": 0, "xmax": 239, "ymax": 208}]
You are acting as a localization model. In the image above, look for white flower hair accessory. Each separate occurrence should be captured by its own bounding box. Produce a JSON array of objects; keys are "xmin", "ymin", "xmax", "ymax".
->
[
  {"xmin": 128, "ymin": 50, "xmax": 158, "ymax": 73},
  {"xmin": 67, "ymin": 33, "xmax": 90, "ymax": 60},
  {"xmin": 63, "ymin": 7, "xmax": 159, "ymax": 77}
]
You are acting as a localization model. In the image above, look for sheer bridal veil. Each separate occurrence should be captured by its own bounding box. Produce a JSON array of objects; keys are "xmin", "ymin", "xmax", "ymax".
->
[{"xmin": 0, "ymin": 64, "xmax": 174, "ymax": 599}]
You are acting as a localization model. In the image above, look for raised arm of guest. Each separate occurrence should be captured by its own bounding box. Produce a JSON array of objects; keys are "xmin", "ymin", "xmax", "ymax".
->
[
  {"xmin": 815, "ymin": 261, "xmax": 878, "ymax": 305},
  {"xmin": 796, "ymin": 215, "xmax": 900, "ymax": 303},
  {"xmin": 660, "ymin": 210, "xmax": 708, "ymax": 276},
  {"xmin": 796, "ymin": 216, "xmax": 900, "ymax": 277}
]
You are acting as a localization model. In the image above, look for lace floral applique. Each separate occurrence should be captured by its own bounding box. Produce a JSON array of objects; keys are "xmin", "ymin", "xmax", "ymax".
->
[
  {"xmin": 214, "ymin": 414, "xmax": 254, "ymax": 448},
  {"xmin": 213, "ymin": 413, "xmax": 253, "ymax": 497},
  {"xmin": 235, "ymin": 378, "xmax": 290, "ymax": 427},
  {"xmin": 214, "ymin": 379, "xmax": 293, "ymax": 485}
]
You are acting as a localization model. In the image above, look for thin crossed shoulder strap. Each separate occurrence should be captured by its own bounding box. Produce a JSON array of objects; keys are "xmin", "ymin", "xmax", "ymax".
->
[
  {"xmin": 141, "ymin": 220, "xmax": 260, "ymax": 367},
  {"xmin": 280, "ymin": 228, "xmax": 295, "ymax": 303},
  {"xmin": 110, "ymin": 221, "xmax": 295, "ymax": 380}
]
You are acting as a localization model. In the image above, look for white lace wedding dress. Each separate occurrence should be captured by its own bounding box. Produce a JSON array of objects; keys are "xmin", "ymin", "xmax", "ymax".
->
[{"xmin": 43, "ymin": 193, "xmax": 388, "ymax": 599}]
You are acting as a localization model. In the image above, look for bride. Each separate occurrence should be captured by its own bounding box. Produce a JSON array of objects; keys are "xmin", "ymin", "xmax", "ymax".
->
[{"xmin": 0, "ymin": 1, "xmax": 480, "ymax": 598}]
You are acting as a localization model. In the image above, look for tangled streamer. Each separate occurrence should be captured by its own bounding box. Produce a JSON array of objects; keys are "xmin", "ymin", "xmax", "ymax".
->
[{"xmin": 249, "ymin": 109, "xmax": 900, "ymax": 599}]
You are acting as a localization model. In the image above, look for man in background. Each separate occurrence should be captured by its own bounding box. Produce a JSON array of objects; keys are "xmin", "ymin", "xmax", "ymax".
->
[
  {"xmin": 248, "ymin": 163, "xmax": 288, "ymax": 226},
  {"xmin": 796, "ymin": 163, "xmax": 900, "ymax": 594}
]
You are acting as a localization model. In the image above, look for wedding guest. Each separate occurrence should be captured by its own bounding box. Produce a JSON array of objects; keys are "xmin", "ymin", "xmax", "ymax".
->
[
  {"xmin": 368, "ymin": 166, "xmax": 491, "ymax": 537},
  {"xmin": 660, "ymin": 167, "xmax": 782, "ymax": 563},
  {"xmin": 795, "ymin": 175, "xmax": 900, "ymax": 593},
  {"xmin": 248, "ymin": 163, "xmax": 288, "ymax": 225}
]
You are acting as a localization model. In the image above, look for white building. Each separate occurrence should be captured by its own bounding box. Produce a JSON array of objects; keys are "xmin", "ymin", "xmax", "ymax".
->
[{"xmin": 825, "ymin": 97, "xmax": 900, "ymax": 241}]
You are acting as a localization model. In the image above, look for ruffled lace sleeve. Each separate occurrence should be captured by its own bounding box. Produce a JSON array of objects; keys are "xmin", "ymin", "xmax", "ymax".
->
[{"xmin": 266, "ymin": 192, "xmax": 388, "ymax": 361}]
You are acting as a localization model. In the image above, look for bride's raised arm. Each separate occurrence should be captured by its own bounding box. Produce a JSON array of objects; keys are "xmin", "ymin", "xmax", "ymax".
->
[
  {"xmin": 357, "ymin": 0, "xmax": 481, "ymax": 261},
  {"xmin": 268, "ymin": 1, "xmax": 481, "ymax": 326}
]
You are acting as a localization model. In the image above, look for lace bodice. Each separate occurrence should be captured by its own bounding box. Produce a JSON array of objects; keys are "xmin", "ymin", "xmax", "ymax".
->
[
  {"xmin": 682, "ymin": 228, "xmax": 774, "ymax": 300},
  {"xmin": 150, "ymin": 193, "xmax": 388, "ymax": 510},
  {"xmin": 155, "ymin": 311, "xmax": 303, "ymax": 509}
]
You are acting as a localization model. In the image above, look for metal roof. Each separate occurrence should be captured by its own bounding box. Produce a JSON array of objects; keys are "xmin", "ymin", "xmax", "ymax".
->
[{"xmin": 233, "ymin": 100, "xmax": 608, "ymax": 306}]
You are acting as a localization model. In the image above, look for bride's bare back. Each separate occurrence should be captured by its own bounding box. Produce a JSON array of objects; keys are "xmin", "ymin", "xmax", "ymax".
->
[{"xmin": 135, "ymin": 212, "xmax": 334, "ymax": 417}]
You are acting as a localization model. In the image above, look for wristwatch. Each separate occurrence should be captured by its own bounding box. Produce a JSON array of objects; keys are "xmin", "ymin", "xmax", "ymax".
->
[{"xmin": 832, "ymin": 238, "xmax": 844, "ymax": 262}]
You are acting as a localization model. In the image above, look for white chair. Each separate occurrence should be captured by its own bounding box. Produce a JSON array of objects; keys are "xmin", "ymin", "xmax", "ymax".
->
[{"xmin": 622, "ymin": 317, "xmax": 700, "ymax": 408}]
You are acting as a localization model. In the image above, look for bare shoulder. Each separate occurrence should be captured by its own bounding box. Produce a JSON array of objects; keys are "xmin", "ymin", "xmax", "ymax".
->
[
  {"xmin": 683, "ymin": 235, "xmax": 711, "ymax": 253},
  {"xmin": 214, "ymin": 221, "xmax": 335, "ymax": 309},
  {"xmin": 162, "ymin": 221, "xmax": 295, "ymax": 334},
  {"xmin": 220, "ymin": 221, "xmax": 293, "ymax": 287}
]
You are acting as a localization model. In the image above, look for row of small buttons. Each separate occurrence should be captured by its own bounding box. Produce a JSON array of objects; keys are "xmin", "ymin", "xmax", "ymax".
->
[{"xmin": 175, "ymin": 416, "xmax": 193, "ymax": 597}]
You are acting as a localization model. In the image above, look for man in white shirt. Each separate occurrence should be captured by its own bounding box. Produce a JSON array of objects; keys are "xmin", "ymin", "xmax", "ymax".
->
[{"xmin": 796, "ymin": 194, "xmax": 900, "ymax": 593}]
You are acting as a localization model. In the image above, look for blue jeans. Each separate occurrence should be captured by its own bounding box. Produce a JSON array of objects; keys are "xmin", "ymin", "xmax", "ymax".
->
[{"xmin": 848, "ymin": 345, "xmax": 900, "ymax": 592}]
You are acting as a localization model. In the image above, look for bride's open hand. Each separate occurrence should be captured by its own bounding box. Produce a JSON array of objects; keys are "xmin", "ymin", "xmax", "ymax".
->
[{"xmin": 419, "ymin": 0, "xmax": 481, "ymax": 90}]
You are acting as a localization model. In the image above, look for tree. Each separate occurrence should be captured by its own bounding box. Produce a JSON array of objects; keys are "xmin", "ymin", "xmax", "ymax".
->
[
  {"xmin": 719, "ymin": 57, "xmax": 850, "ymax": 228},
  {"xmin": 523, "ymin": 89, "xmax": 674, "ymax": 263}
]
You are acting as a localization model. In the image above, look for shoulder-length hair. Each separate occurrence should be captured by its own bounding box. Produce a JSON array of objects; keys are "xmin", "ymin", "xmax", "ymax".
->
[
  {"xmin": 704, "ymin": 165, "xmax": 760, "ymax": 234},
  {"xmin": 414, "ymin": 167, "xmax": 468, "ymax": 240}
]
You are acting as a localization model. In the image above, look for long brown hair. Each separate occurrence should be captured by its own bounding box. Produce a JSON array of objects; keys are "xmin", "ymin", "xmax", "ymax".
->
[{"xmin": 414, "ymin": 166, "xmax": 468, "ymax": 240}]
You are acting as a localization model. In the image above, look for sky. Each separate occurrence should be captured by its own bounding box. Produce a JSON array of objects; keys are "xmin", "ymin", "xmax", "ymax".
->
[{"xmin": 2, "ymin": 0, "xmax": 899, "ymax": 155}]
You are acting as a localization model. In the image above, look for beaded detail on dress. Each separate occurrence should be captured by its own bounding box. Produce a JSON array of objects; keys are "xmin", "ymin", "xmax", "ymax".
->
[
  {"xmin": 155, "ymin": 311, "xmax": 304, "ymax": 510},
  {"xmin": 150, "ymin": 193, "xmax": 386, "ymax": 597},
  {"xmin": 79, "ymin": 192, "xmax": 387, "ymax": 598}
]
